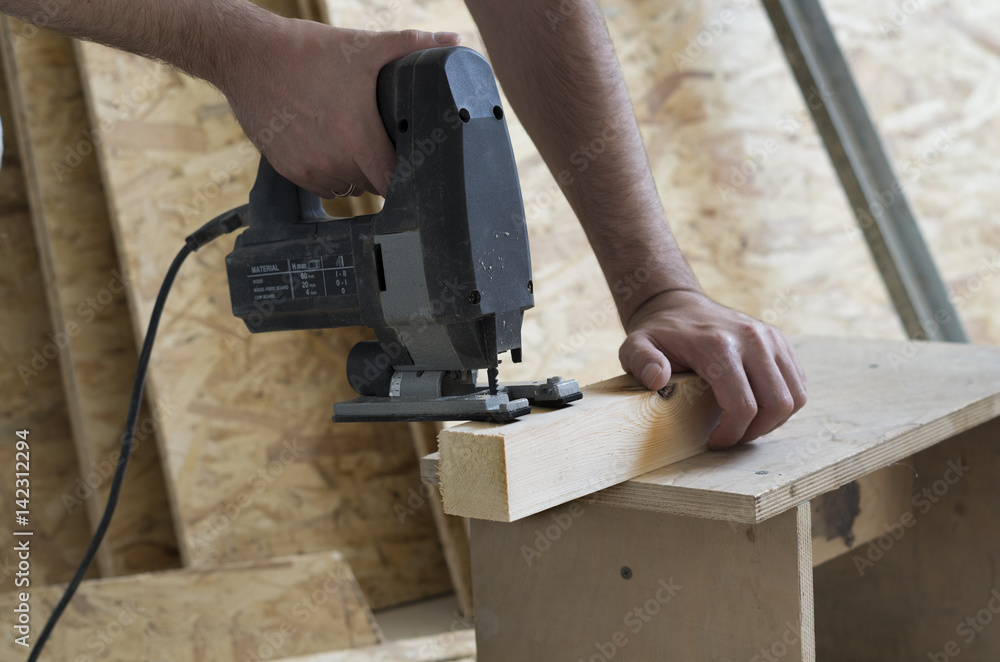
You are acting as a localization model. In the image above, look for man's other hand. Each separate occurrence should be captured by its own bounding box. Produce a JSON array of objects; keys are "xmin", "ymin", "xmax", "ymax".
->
[{"xmin": 619, "ymin": 290, "xmax": 807, "ymax": 450}]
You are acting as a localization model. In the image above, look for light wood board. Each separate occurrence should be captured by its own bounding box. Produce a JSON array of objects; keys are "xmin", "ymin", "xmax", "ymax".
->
[
  {"xmin": 436, "ymin": 373, "xmax": 720, "ymax": 521},
  {"xmin": 0, "ymin": 18, "xmax": 179, "ymax": 578},
  {"xmin": 0, "ymin": 53, "xmax": 95, "ymax": 588},
  {"xmin": 71, "ymin": 0, "xmax": 450, "ymax": 608},
  {"xmin": 814, "ymin": 418, "xmax": 1000, "ymax": 659},
  {"xmin": 278, "ymin": 629, "xmax": 475, "ymax": 662},
  {"xmin": 579, "ymin": 336, "xmax": 1000, "ymax": 522},
  {"xmin": 0, "ymin": 551, "xmax": 381, "ymax": 661},
  {"xmin": 471, "ymin": 502, "xmax": 814, "ymax": 660}
]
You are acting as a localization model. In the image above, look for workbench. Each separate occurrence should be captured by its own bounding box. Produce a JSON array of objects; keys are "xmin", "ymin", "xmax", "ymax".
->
[{"xmin": 432, "ymin": 337, "xmax": 1000, "ymax": 660}]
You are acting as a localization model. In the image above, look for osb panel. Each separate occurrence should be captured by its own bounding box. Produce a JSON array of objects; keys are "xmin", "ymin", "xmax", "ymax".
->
[
  {"xmin": 0, "ymin": 18, "xmax": 180, "ymax": 578},
  {"xmin": 0, "ymin": 55, "xmax": 94, "ymax": 587},
  {"xmin": 72, "ymin": 0, "xmax": 450, "ymax": 608},
  {"xmin": 822, "ymin": 0, "xmax": 1000, "ymax": 343},
  {"xmin": 321, "ymin": 0, "xmax": 909, "ymax": 392},
  {"xmin": 0, "ymin": 552, "xmax": 381, "ymax": 661},
  {"xmin": 341, "ymin": 0, "xmax": 1000, "ymax": 384}
]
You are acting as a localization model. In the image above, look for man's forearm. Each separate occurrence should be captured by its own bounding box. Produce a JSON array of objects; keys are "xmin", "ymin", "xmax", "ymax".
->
[
  {"xmin": 0, "ymin": 0, "xmax": 277, "ymax": 92},
  {"xmin": 465, "ymin": 0, "xmax": 700, "ymax": 326}
]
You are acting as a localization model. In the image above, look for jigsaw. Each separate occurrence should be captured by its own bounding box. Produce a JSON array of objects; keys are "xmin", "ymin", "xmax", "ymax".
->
[{"xmin": 223, "ymin": 46, "xmax": 581, "ymax": 422}]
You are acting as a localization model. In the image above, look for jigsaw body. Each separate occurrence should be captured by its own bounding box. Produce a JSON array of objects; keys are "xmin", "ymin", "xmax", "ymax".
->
[{"xmin": 224, "ymin": 47, "xmax": 581, "ymax": 422}]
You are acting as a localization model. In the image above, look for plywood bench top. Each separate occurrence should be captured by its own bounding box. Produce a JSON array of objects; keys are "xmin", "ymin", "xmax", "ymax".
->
[
  {"xmin": 423, "ymin": 336, "xmax": 1000, "ymax": 523},
  {"xmin": 582, "ymin": 336, "xmax": 1000, "ymax": 522}
]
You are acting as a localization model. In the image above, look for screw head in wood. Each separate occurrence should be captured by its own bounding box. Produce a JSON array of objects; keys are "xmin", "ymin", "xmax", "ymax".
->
[{"xmin": 620, "ymin": 566, "xmax": 632, "ymax": 580}]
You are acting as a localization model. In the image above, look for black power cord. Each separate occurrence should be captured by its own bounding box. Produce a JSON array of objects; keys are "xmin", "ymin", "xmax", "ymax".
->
[{"xmin": 28, "ymin": 206, "xmax": 248, "ymax": 661}]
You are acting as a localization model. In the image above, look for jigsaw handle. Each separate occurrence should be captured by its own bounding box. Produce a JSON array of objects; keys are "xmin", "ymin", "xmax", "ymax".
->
[{"xmin": 242, "ymin": 50, "xmax": 411, "ymax": 239}]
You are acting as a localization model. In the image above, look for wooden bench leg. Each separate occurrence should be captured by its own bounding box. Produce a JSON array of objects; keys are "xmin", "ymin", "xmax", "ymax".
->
[
  {"xmin": 470, "ymin": 502, "xmax": 815, "ymax": 660},
  {"xmin": 815, "ymin": 418, "xmax": 1000, "ymax": 660}
]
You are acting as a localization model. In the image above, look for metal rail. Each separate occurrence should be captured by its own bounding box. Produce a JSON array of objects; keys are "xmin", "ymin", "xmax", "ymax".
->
[{"xmin": 761, "ymin": 0, "xmax": 967, "ymax": 342}]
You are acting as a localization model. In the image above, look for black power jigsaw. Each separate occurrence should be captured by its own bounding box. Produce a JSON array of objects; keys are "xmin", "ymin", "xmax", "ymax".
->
[{"xmin": 223, "ymin": 46, "xmax": 581, "ymax": 422}]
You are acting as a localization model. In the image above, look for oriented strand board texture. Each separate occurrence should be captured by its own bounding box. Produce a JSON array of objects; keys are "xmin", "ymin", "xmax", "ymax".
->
[
  {"xmin": 0, "ymin": 57, "xmax": 94, "ymax": 587},
  {"xmin": 327, "ymin": 0, "xmax": 1000, "ymax": 388},
  {"xmin": 0, "ymin": 552, "xmax": 381, "ymax": 661},
  {"xmin": 0, "ymin": 18, "xmax": 180, "ymax": 578},
  {"xmin": 73, "ymin": 0, "xmax": 450, "ymax": 608}
]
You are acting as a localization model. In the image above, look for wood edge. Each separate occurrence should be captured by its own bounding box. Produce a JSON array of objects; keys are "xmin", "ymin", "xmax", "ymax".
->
[
  {"xmin": 0, "ymin": 19, "xmax": 119, "ymax": 575},
  {"xmin": 71, "ymin": 37, "xmax": 194, "ymax": 567},
  {"xmin": 439, "ymin": 430, "xmax": 511, "ymax": 521},
  {"xmin": 273, "ymin": 629, "xmax": 476, "ymax": 662},
  {"xmin": 753, "ymin": 394, "xmax": 1000, "ymax": 523},
  {"xmin": 420, "ymin": 452, "xmax": 441, "ymax": 486},
  {"xmin": 797, "ymin": 504, "xmax": 816, "ymax": 661}
]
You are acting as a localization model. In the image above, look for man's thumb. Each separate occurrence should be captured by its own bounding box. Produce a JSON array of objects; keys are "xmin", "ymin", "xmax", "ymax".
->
[{"xmin": 376, "ymin": 29, "xmax": 461, "ymax": 63}]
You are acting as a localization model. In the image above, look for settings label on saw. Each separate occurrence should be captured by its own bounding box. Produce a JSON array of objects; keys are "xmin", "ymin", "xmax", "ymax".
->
[{"xmin": 246, "ymin": 254, "xmax": 356, "ymax": 302}]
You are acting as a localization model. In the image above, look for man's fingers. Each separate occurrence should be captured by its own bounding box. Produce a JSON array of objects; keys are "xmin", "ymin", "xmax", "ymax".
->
[
  {"xmin": 699, "ymin": 351, "xmax": 757, "ymax": 450},
  {"xmin": 739, "ymin": 351, "xmax": 795, "ymax": 443},
  {"xmin": 619, "ymin": 332, "xmax": 672, "ymax": 391}
]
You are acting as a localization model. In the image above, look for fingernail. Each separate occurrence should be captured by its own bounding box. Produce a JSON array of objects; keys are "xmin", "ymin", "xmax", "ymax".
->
[
  {"xmin": 640, "ymin": 363, "xmax": 662, "ymax": 387},
  {"xmin": 434, "ymin": 31, "xmax": 461, "ymax": 44}
]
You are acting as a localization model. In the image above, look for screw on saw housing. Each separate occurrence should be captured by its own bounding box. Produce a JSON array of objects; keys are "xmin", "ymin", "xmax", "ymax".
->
[{"xmin": 223, "ymin": 47, "xmax": 582, "ymax": 422}]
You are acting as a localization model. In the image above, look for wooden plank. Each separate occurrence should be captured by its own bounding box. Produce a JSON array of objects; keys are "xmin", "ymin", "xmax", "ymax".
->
[
  {"xmin": 578, "ymin": 336, "xmax": 1000, "ymax": 523},
  {"xmin": 814, "ymin": 418, "xmax": 1000, "ymax": 659},
  {"xmin": 470, "ymin": 502, "xmax": 814, "ymax": 660},
  {"xmin": 0, "ymin": 551, "xmax": 381, "ymax": 660},
  {"xmin": 437, "ymin": 373, "xmax": 720, "ymax": 522},
  {"xmin": 277, "ymin": 630, "xmax": 475, "ymax": 662},
  {"xmin": 71, "ymin": 0, "xmax": 451, "ymax": 608},
  {"xmin": 0, "ymin": 51, "xmax": 95, "ymax": 588},
  {"xmin": 409, "ymin": 423, "xmax": 473, "ymax": 618},
  {"xmin": 810, "ymin": 460, "xmax": 914, "ymax": 567},
  {"xmin": 0, "ymin": 18, "xmax": 179, "ymax": 577}
]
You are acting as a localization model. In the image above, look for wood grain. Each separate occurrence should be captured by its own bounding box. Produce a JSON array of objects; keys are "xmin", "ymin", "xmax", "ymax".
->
[
  {"xmin": 0, "ymin": 552, "xmax": 381, "ymax": 661},
  {"xmin": 437, "ymin": 373, "xmax": 720, "ymax": 521},
  {"xmin": 581, "ymin": 336, "xmax": 1000, "ymax": 523},
  {"xmin": 470, "ymin": 502, "xmax": 814, "ymax": 661},
  {"xmin": 0, "ymin": 18, "xmax": 179, "ymax": 578},
  {"xmin": 0, "ymin": 51, "xmax": 95, "ymax": 588},
  {"xmin": 71, "ymin": 0, "xmax": 450, "ymax": 608}
]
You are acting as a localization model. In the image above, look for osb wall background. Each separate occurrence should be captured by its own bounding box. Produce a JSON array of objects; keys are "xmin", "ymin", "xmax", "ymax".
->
[{"xmin": 367, "ymin": 0, "xmax": 999, "ymax": 388}]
